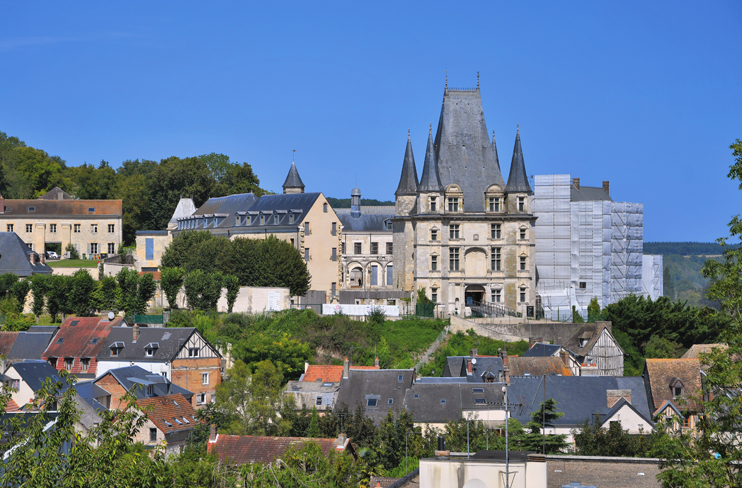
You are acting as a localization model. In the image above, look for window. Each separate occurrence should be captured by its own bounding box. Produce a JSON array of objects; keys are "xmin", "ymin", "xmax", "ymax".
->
[
  {"xmin": 488, "ymin": 197, "xmax": 500, "ymax": 212},
  {"xmin": 448, "ymin": 197, "xmax": 459, "ymax": 212},
  {"xmin": 202, "ymin": 373, "xmax": 209, "ymax": 385},
  {"xmin": 26, "ymin": 224, "xmax": 32, "ymax": 233},
  {"xmin": 196, "ymin": 393, "xmax": 206, "ymax": 405},
  {"xmin": 331, "ymin": 248, "xmax": 337, "ymax": 261},
  {"xmin": 28, "ymin": 206, "xmax": 35, "ymax": 212},
  {"xmin": 520, "ymin": 256, "xmax": 527, "ymax": 271},
  {"xmin": 273, "ymin": 214, "xmax": 279, "ymax": 224},
  {"xmin": 108, "ymin": 243, "xmax": 115, "ymax": 254},
  {"xmin": 188, "ymin": 347, "xmax": 200, "ymax": 358},
  {"xmin": 161, "ymin": 372, "xmax": 167, "ymax": 378},
  {"xmin": 520, "ymin": 287, "xmax": 527, "ymax": 303},
  {"xmin": 8, "ymin": 379, "xmax": 19, "ymax": 390},
  {"xmin": 74, "ymin": 224, "xmax": 81, "ymax": 233},
  {"xmin": 472, "ymin": 388, "xmax": 484, "ymax": 393},
  {"xmin": 6, "ymin": 224, "xmax": 12, "ymax": 232},
  {"xmin": 260, "ymin": 215, "xmax": 265, "ymax": 225},
  {"xmin": 430, "ymin": 229, "xmax": 438, "ymax": 241},
  {"xmin": 475, "ymin": 398, "xmax": 486, "ymax": 404},
  {"xmin": 366, "ymin": 398, "xmax": 378, "ymax": 407},
  {"xmin": 331, "ymin": 282, "xmax": 337, "ymax": 296},
  {"xmin": 674, "ymin": 386, "xmax": 682, "ymax": 397},
  {"xmin": 145, "ymin": 238, "xmax": 154, "ymax": 260},
  {"xmin": 56, "ymin": 337, "xmax": 65, "ymax": 344},
  {"xmin": 386, "ymin": 242, "xmax": 393, "ymax": 255},
  {"xmin": 331, "ymin": 222, "xmax": 337, "ymax": 236},
  {"xmin": 491, "ymin": 223, "xmax": 501, "ymax": 239},
  {"xmin": 90, "ymin": 243, "xmax": 98, "ymax": 254},
  {"xmin": 80, "ymin": 358, "xmax": 89, "ymax": 373},
  {"xmin": 518, "ymin": 196, "xmax": 525, "ymax": 212},
  {"xmin": 371, "ymin": 242, "xmax": 378, "ymax": 255},
  {"xmin": 450, "ymin": 248, "xmax": 460, "ymax": 271},
  {"xmin": 108, "ymin": 224, "xmax": 115, "ymax": 233},
  {"xmin": 386, "ymin": 266, "xmax": 393, "ymax": 286},
  {"xmin": 88, "ymin": 207, "xmax": 95, "ymax": 212},
  {"xmin": 354, "ymin": 242, "xmax": 362, "ymax": 254},
  {"xmin": 579, "ymin": 282, "xmax": 587, "ymax": 289},
  {"xmin": 491, "ymin": 247, "xmax": 501, "ymax": 271},
  {"xmin": 323, "ymin": 203, "xmax": 328, "ymax": 213},
  {"xmin": 146, "ymin": 385, "xmax": 154, "ymax": 397},
  {"xmin": 440, "ymin": 399, "xmax": 446, "ymax": 404},
  {"xmin": 150, "ymin": 428, "xmax": 157, "ymax": 442},
  {"xmin": 431, "ymin": 255, "xmax": 438, "ymax": 271},
  {"xmin": 388, "ymin": 398, "xmax": 394, "ymax": 405},
  {"xmin": 145, "ymin": 348, "xmax": 154, "ymax": 357},
  {"xmin": 520, "ymin": 227, "xmax": 527, "ymax": 240},
  {"xmin": 304, "ymin": 248, "xmax": 310, "ymax": 261},
  {"xmin": 304, "ymin": 222, "xmax": 310, "ymax": 235},
  {"xmin": 64, "ymin": 358, "xmax": 74, "ymax": 370},
  {"xmin": 398, "ymin": 374, "xmax": 404, "ymax": 382},
  {"xmin": 316, "ymin": 397, "xmax": 323, "ymax": 405},
  {"xmin": 91, "ymin": 224, "xmax": 98, "ymax": 234},
  {"xmin": 491, "ymin": 289, "xmax": 501, "ymax": 303},
  {"xmin": 111, "ymin": 347, "xmax": 119, "ymax": 357},
  {"xmin": 371, "ymin": 265, "xmax": 378, "ymax": 286},
  {"xmin": 431, "ymin": 287, "xmax": 438, "ymax": 303},
  {"xmin": 289, "ymin": 214, "xmax": 295, "ymax": 224},
  {"xmin": 449, "ymin": 224, "xmax": 460, "ymax": 239},
  {"xmin": 430, "ymin": 197, "xmax": 437, "ymax": 212},
  {"xmin": 246, "ymin": 216, "xmax": 252, "ymax": 225}
]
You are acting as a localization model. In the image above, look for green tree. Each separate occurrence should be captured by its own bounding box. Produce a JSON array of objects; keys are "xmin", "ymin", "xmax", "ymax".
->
[
  {"xmin": 115, "ymin": 267, "xmax": 153, "ymax": 315},
  {"xmin": 136, "ymin": 273, "xmax": 157, "ymax": 314},
  {"xmin": 160, "ymin": 231, "xmax": 214, "ymax": 269},
  {"xmin": 69, "ymin": 269, "xmax": 97, "ymax": 316},
  {"xmin": 514, "ymin": 398, "xmax": 567, "ymax": 454},
  {"xmin": 65, "ymin": 242, "xmax": 80, "ymax": 260},
  {"xmin": 96, "ymin": 276, "xmax": 119, "ymax": 311},
  {"xmin": 307, "ymin": 406, "xmax": 321, "ymax": 438},
  {"xmin": 46, "ymin": 275, "xmax": 72, "ymax": 322},
  {"xmin": 160, "ymin": 267, "xmax": 185, "ymax": 309},
  {"xmin": 587, "ymin": 296, "xmax": 601, "ymax": 322},
  {"xmin": 29, "ymin": 273, "xmax": 48, "ymax": 319},
  {"xmin": 223, "ymin": 274, "xmax": 240, "ymax": 313},
  {"xmin": 183, "ymin": 270, "xmax": 223, "ymax": 311}
]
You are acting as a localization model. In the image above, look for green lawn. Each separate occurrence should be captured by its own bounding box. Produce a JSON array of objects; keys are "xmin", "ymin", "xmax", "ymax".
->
[{"xmin": 47, "ymin": 259, "xmax": 99, "ymax": 268}]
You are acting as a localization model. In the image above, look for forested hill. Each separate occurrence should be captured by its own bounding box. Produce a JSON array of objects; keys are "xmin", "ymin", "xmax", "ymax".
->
[
  {"xmin": 327, "ymin": 197, "xmax": 395, "ymax": 208},
  {"xmin": 0, "ymin": 130, "xmax": 267, "ymax": 244},
  {"xmin": 644, "ymin": 241, "xmax": 738, "ymax": 256}
]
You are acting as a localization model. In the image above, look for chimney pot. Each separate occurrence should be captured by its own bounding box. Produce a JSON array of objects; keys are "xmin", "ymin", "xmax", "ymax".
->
[
  {"xmin": 467, "ymin": 359, "xmax": 473, "ymax": 375},
  {"xmin": 602, "ymin": 181, "xmax": 609, "ymax": 196},
  {"xmin": 573, "ymin": 178, "xmax": 580, "ymax": 190},
  {"xmin": 470, "ymin": 348, "xmax": 478, "ymax": 357}
]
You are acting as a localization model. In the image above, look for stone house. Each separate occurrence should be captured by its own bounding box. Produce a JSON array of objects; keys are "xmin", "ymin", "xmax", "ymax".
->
[
  {"xmin": 93, "ymin": 365, "xmax": 193, "ymax": 410},
  {"xmin": 136, "ymin": 393, "xmax": 201, "ymax": 457},
  {"xmin": 643, "ymin": 358, "xmax": 703, "ymax": 432}
]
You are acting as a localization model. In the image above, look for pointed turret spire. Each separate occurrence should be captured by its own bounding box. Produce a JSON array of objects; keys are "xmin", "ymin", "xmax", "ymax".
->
[
  {"xmin": 282, "ymin": 161, "xmax": 305, "ymax": 194},
  {"xmin": 491, "ymin": 130, "xmax": 501, "ymax": 172},
  {"xmin": 505, "ymin": 125, "xmax": 532, "ymax": 194},
  {"xmin": 395, "ymin": 131, "xmax": 419, "ymax": 196},
  {"xmin": 419, "ymin": 124, "xmax": 443, "ymax": 192}
]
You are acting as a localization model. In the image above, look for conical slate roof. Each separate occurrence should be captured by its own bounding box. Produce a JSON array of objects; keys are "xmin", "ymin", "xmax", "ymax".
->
[
  {"xmin": 491, "ymin": 130, "xmax": 501, "ymax": 172},
  {"xmin": 395, "ymin": 132, "xmax": 419, "ymax": 196},
  {"xmin": 282, "ymin": 162, "xmax": 305, "ymax": 192},
  {"xmin": 505, "ymin": 127, "xmax": 532, "ymax": 194},
  {"xmin": 434, "ymin": 88, "xmax": 506, "ymax": 211},
  {"xmin": 419, "ymin": 126, "xmax": 443, "ymax": 192}
]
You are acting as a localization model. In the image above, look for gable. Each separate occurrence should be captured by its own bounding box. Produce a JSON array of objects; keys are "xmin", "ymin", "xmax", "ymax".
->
[{"xmin": 176, "ymin": 331, "xmax": 220, "ymax": 359}]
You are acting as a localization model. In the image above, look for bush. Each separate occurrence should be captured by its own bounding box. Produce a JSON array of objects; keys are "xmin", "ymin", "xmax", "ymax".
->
[{"xmin": 65, "ymin": 243, "xmax": 80, "ymax": 260}]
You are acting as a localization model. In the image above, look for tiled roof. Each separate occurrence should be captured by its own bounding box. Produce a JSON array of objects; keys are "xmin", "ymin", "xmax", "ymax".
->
[
  {"xmin": 208, "ymin": 435, "xmax": 353, "ymax": 465},
  {"xmin": 97, "ymin": 365, "xmax": 193, "ymax": 401},
  {"xmin": 6, "ymin": 399, "xmax": 19, "ymax": 412},
  {"xmin": 42, "ymin": 317, "xmax": 120, "ymax": 361},
  {"xmin": 0, "ymin": 332, "xmax": 19, "ymax": 357},
  {"xmin": 302, "ymin": 364, "xmax": 379, "ymax": 383},
  {"xmin": 645, "ymin": 358, "xmax": 703, "ymax": 412},
  {"xmin": 562, "ymin": 323, "xmax": 622, "ymax": 359},
  {"xmin": 138, "ymin": 270, "xmax": 161, "ymax": 281},
  {"xmin": 507, "ymin": 357, "xmax": 572, "ymax": 376},
  {"xmin": 369, "ymin": 476, "xmax": 401, "ymax": 488},
  {"xmin": 0, "ymin": 199, "xmax": 122, "ymax": 216},
  {"xmin": 681, "ymin": 344, "xmax": 728, "ymax": 359},
  {"xmin": 38, "ymin": 187, "xmax": 72, "ymax": 200},
  {"xmin": 137, "ymin": 393, "xmax": 200, "ymax": 434},
  {"xmin": 97, "ymin": 327, "xmax": 208, "ymax": 362}
]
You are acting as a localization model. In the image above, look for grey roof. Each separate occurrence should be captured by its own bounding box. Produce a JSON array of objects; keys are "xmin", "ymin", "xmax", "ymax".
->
[
  {"xmin": 395, "ymin": 134, "xmax": 419, "ymax": 196},
  {"xmin": 336, "ymin": 207, "xmax": 395, "ymax": 232},
  {"xmin": 491, "ymin": 130, "xmax": 501, "ymax": 172},
  {"xmin": 27, "ymin": 326, "xmax": 60, "ymax": 334},
  {"xmin": 97, "ymin": 365, "xmax": 193, "ymax": 400},
  {"xmin": 336, "ymin": 369, "xmax": 415, "ymax": 424},
  {"xmin": 6, "ymin": 360, "xmax": 61, "ymax": 392},
  {"xmin": 39, "ymin": 187, "xmax": 72, "ymax": 200},
  {"xmin": 192, "ymin": 193, "xmax": 258, "ymax": 218},
  {"xmin": 0, "ymin": 232, "xmax": 52, "ymax": 277},
  {"xmin": 60, "ymin": 380, "xmax": 110, "ymax": 411},
  {"xmin": 136, "ymin": 230, "xmax": 168, "ymax": 236},
  {"xmin": 404, "ymin": 383, "xmax": 506, "ymax": 424},
  {"xmin": 169, "ymin": 198, "xmax": 196, "ymax": 223},
  {"xmin": 96, "ymin": 327, "xmax": 213, "ymax": 361},
  {"xmin": 282, "ymin": 162, "xmax": 305, "ymax": 192},
  {"xmin": 237, "ymin": 192, "xmax": 321, "ymax": 228},
  {"xmin": 285, "ymin": 380, "xmax": 339, "ymax": 394},
  {"xmin": 434, "ymin": 89, "xmax": 506, "ymax": 211},
  {"xmin": 593, "ymin": 397, "xmax": 654, "ymax": 427},
  {"xmin": 505, "ymin": 129, "xmax": 532, "ymax": 194},
  {"xmin": 442, "ymin": 356, "xmax": 504, "ymax": 383},
  {"xmin": 7, "ymin": 331, "xmax": 57, "ymax": 360},
  {"xmin": 570, "ymin": 185, "xmax": 613, "ymax": 202},
  {"xmin": 415, "ymin": 377, "xmax": 469, "ymax": 384},
  {"xmin": 507, "ymin": 375, "xmax": 652, "ymax": 428},
  {"xmin": 418, "ymin": 127, "xmax": 443, "ymax": 192},
  {"xmin": 521, "ymin": 343, "xmax": 562, "ymax": 358}
]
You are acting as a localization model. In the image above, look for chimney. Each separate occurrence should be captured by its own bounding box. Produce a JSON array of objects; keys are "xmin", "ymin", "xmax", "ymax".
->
[
  {"xmin": 435, "ymin": 436, "xmax": 449, "ymax": 459},
  {"xmin": 470, "ymin": 348, "xmax": 478, "ymax": 358},
  {"xmin": 342, "ymin": 357, "xmax": 349, "ymax": 379},
  {"xmin": 467, "ymin": 359, "xmax": 473, "ymax": 375},
  {"xmin": 304, "ymin": 361, "xmax": 309, "ymax": 373},
  {"xmin": 560, "ymin": 350, "xmax": 569, "ymax": 368},
  {"xmin": 0, "ymin": 195, "xmax": 4, "ymax": 214},
  {"xmin": 529, "ymin": 337, "xmax": 542, "ymax": 349},
  {"xmin": 133, "ymin": 324, "xmax": 140, "ymax": 342},
  {"xmin": 374, "ymin": 356, "xmax": 379, "ymax": 367},
  {"xmin": 572, "ymin": 178, "xmax": 580, "ymax": 190},
  {"xmin": 209, "ymin": 424, "xmax": 218, "ymax": 442},
  {"xmin": 602, "ymin": 181, "xmax": 609, "ymax": 196},
  {"xmin": 606, "ymin": 389, "xmax": 632, "ymax": 408},
  {"xmin": 29, "ymin": 252, "xmax": 35, "ymax": 266},
  {"xmin": 335, "ymin": 433, "xmax": 347, "ymax": 450}
]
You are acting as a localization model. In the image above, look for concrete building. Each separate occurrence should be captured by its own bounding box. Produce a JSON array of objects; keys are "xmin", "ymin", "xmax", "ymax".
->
[
  {"xmin": 393, "ymin": 82, "xmax": 536, "ymax": 317},
  {"xmin": 0, "ymin": 188, "xmax": 122, "ymax": 258},
  {"xmin": 419, "ymin": 451, "xmax": 547, "ymax": 488}
]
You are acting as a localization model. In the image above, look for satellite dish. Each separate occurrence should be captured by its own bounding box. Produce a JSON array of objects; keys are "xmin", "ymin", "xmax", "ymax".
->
[
  {"xmin": 471, "ymin": 358, "xmax": 477, "ymax": 364},
  {"xmin": 108, "ymin": 312, "xmax": 115, "ymax": 320}
]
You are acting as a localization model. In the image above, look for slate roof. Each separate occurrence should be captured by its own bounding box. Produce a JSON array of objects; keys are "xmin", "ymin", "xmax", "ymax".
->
[
  {"xmin": 434, "ymin": 89, "xmax": 506, "ymax": 211},
  {"xmin": 335, "ymin": 207, "xmax": 395, "ymax": 232},
  {"xmin": 69, "ymin": 381, "xmax": 110, "ymax": 411},
  {"xmin": 442, "ymin": 356, "xmax": 504, "ymax": 383},
  {"xmin": 192, "ymin": 193, "xmax": 258, "ymax": 220},
  {"xmin": 208, "ymin": 434, "xmax": 354, "ymax": 465},
  {"xmin": 96, "ymin": 365, "xmax": 193, "ymax": 401},
  {"xmin": 6, "ymin": 331, "xmax": 57, "ymax": 361},
  {"xmin": 644, "ymin": 358, "xmax": 703, "ymax": 412},
  {"xmin": 0, "ymin": 332, "xmax": 19, "ymax": 357},
  {"xmin": 0, "ymin": 199, "xmax": 122, "ymax": 216},
  {"xmin": 593, "ymin": 397, "xmax": 654, "ymax": 428},
  {"xmin": 168, "ymin": 198, "xmax": 196, "ymax": 224},
  {"xmin": 507, "ymin": 375, "xmax": 652, "ymax": 428},
  {"xmin": 138, "ymin": 393, "xmax": 200, "ymax": 434},
  {"xmin": 395, "ymin": 134, "xmax": 419, "ymax": 196},
  {"xmin": 507, "ymin": 357, "xmax": 572, "ymax": 377},
  {"xmin": 562, "ymin": 323, "xmax": 622, "ymax": 359},
  {"xmin": 42, "ymin": 317, "xmax": 120, "ymax": 360},
  {"xmin": 681, "ymin": 344, "xmax": 728, "ymax": 359},
  {"xmin": 504, "ymin": 129, "xmax": 532, "ymax": 194},
  {"xmin": 96, "ymin": 327, "xmax": 209, "ymax": 362},
  {"xmin": 302, "ymin": 364, "xmax": 379, "ymax": 383},
  {"xmin": 6, "ymin": 360, "xmax": 61, "ymax": 392},
  {"xmin": 570, "ymin": 185, "xmax": 613, "ymax": 202},
  {"xmin": 0, "ymin": 232, "xmax": 52, "ymax": 277},
  {"xmin": 38, "ymin": 187, "xmax": 72, "ymax": 200},
  {"xmin": 282, "ymin": 162, "xmax": 305, "ymax": 192},
  {"xmin": 404, "ymin": 383, "xmax": 506, "ymax": 424},
  {"xmin": 336, "ymin": 369, "xmax": 415, "ymax": 424},
  {"xmin": 418, "ymin": 127, "xmax": 443, "ymax": 192},
  {"xmin": 521, "ymin": 343, "xmax": 562, "ymax": 358}
]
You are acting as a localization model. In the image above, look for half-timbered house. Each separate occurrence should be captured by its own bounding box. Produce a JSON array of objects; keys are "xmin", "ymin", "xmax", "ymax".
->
[{"xmin": 562, "ymin": 321, "xmax": 624, "ymax": 376}]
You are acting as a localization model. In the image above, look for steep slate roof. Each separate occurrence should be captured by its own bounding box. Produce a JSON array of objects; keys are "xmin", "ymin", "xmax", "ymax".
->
[
  {"xmin": 644, "ymin": 358, "xmax": 703, "ymax": 412},
  {"xmin": 208, "ymin": 434, "xmax": 355, "ymax": 465},
  {"xmin": 442, "ymin": 356, "xmax": 504, "ymax": 383},
  {"xmin": 138, "ymin": 393, "xmax": 200, "ymax": 434},
  {"xmin": 0, "ymin": 332, "xmax": 19, "ymax": 357},
  {"xmin": 521, "ymin": 343, "xmax": 562, "ymax": 358},
  {"xmin": 302, "ymin": 364, "xmax": 379, "ymax": 383},
  {"xmin": 0, "ymin": 199, "xmax": 122, "ymax": 216},
  {"xmin": 282, "ymin": 162, "xmax": 305, "ymax": 192},
  {"xmin": 0, "ymin": 233, "xmax": 52, "ymax": 277},
  {"xmin": 42, "ymin": 317, "xmax": 120, "ymax": 360},
  {"xmin": 336, "ymin": 369, "xmax": 415, "ymax": 424},
  {"xmin": 168, "ymin": 198, "xmax": 196, "ymax": 224},
  {"xmin": 504, "ymin": 128, "xmax": 532, "ymax": 194},
  {"xmin": 96, "ymin": 327, "xmax": 214, "ymax": 362},
  {"xmin": 434, "ymin": 88, "xmax": 506, "ymax": 211},
  {"xmin": 593, "ymin": 397, "xmax": 654, "ymax": 428},
  {"xmin": 570, "ymin": 185, "xmax": 612, "ymax": 202},
  {"xmin": 507, "ymin": 357, "xmax": 572, "ymax": 377},
  {"xmin": 96, "ymin": 365, "xmax": 193, "ymax": 401},
  {"xmin": 681, "ymin": 344, "xmax": 728, "ymax": 359},
  {"xmin": 6, "ymin": 331, "xmax": 57, "ymax": 361},
  {"xmin": 192, "ymin": 192, "xmax": 258, "ymax": 219},
  {"xmin": 418, "ymin": 127, "xmax": 443, "ymax": 192},
  {"xmin": 335, "ymin": 207, "xmax": 395, "ymax": 232},
  {"xmin": 38, "ymin": 187, "xmax": 72, "ymax": 200},
  {"xmin": 6, "ymin": 360, "xmax": 61, "ymax": 392},
  {"xmin": 507, "ymin": 375, "xmax": 652, "ymax": 428},
  {"xmin": 395, "ymin": 134, "xmax": 419, "ymax": 196},
  {"xmin": 69, "ymin": 381, "xmax": 110, "ymax": 411},
  {"xmin": 403, "ymin": 383, "xmax": 505, "ymax": 424}
]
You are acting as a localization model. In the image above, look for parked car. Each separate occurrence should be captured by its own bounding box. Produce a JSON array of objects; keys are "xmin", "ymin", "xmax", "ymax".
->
[{"xmin": 46, "ymin": 251, "xmax": 59, "ymax": 259}]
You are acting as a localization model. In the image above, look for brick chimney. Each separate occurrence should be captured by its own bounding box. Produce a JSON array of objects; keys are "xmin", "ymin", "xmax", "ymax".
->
[
  {"xmin": 374, "ymin": 356, "xmax": 379, "ymax": 367},
  {"xmin": 529, "ymin": 337, "xmax": 542, "ymax": 349},
  {"xmin": 470, "ymin": 348, "xmax": 478, "ymax": 357},
  {"xmin": 498, "ymin": 348, "xmax": 510, "ymax": 385},
  {"xmin": 133, "ymin": 324, "xmax": 140, "ymax": 342},
  {"xmin": 209, "ymin": 424, "xmax": 218, "ymax": 442},
  {"xmin": 607, "ymin": 389, "xmax": 632, "ymax": 408},
  {"xmin": 560, "ymin": 349, "xmax": 570, "ymax": 368},
  {"xmin": 335, "ymin": 433, "xmax": 347, "ymax": 451},
  {"xmin": 602, "ymin": 181, "xmax": 609, "ymax": 196},
  {"xmin": 342, "ymin": 357, "xmax": 349, "ymax": 379},
  {"xmin": 467, "ymin": 359, "xmax": 473, "ymax": 375},
  {"xmin": 572, "ymin": 178, "xmax": 580, "ymax": 190}
]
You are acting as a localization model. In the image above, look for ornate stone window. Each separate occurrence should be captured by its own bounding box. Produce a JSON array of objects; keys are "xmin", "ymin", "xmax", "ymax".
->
[
  {"xmin": 485, "ymin": 185, "xmax": 504, "ymax": 213},
  {"xmin": 445, "ymin": 185, "xmax": 463, "ymax": 213}
]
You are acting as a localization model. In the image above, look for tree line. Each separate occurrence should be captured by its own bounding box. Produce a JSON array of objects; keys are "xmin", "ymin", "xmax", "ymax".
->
[{"xmin": 0, "ymin": 131, "xmax": 267, "ymax": 244}]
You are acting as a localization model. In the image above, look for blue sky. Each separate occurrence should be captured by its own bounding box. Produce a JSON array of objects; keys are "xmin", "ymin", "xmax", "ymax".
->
[{"xmin": 1, "ymin": 1, "xmax": 741, "ymax": 242}]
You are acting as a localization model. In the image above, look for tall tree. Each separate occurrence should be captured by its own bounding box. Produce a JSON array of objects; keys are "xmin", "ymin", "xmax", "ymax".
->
[{"xmin": 663, "ymin": 265, "xmax": 675, "ymax": 299}]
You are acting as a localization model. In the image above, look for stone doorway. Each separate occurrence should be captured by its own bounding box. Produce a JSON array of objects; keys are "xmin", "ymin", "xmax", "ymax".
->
[{"xmin": 465, "ymin": 285, "xmax": 485, "ymax": 306}]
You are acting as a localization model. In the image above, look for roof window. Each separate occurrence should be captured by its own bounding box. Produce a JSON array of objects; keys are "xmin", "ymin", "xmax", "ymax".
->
[
  {"xmin": 70, "ymin": 320, "xmax": 79, "ymax": 327},
  {"xmin": 472, "ymin": 388, "xmax": 484, "ymax": 393},
  {"xmin": 475, "ymin": 398, "xmax": 486, "ymax": 404},
  {"xmin": 174, "ymin": 418, "xmax": 182, "ymax": 425},
  {"xmin": 440, "ymin": 399, "xmax": 447, "ymax": 404},
  {"xmin": 183, "ymin": 417, "xmax": 190, "ymax": 424},
  {"xmin": 366, "ymin": 398, "xmax": 378, "ymax": 407},
  {"xmin": 90, "ymin": 338, "xmax": 99, "ymax": 345},
  {"xmin": 28, "ymin": 206, "xmax": 35, "ymax": 212},
  {"xmin": 56, "ymin": 337, "xmax": 64, "ymax": 344},
  {"xmin": 88, "ymin": 207, "xmax": 95, "ymax": 212},
  {"xmin": 397, "ymin": 374, "xmax": 404, "ymax": 382},
  {"xmin": 322, "ymin": 382, "xmax": 333, "ymax": 387},
  {"xmin": 164, "ymin": 419, "xmax": 172, "ymax": 427},
  {"xmin": 413, "ymin": 393, "xmax": 419, "ymax": 398}
]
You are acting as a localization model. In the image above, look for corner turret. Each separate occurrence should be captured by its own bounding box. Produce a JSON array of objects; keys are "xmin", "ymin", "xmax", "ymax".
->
[{"xmin": 282, "ymin": 161, "xmax": 305, "ymax": 194}]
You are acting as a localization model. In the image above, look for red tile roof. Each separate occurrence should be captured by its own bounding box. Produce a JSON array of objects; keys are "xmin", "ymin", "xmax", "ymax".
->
[
  {"xmin": 137, "ymin": 393, "xmax": 200, "ymax": 434},
  {"xmin": 302, "ymin": 364, "xmax": 379, "ymax": 383},
  {"xmin": 138, "ymin": 271, "xmax": 161, "ymax": 281},
  {"xmin": 42, "ymin": 317, "xmax": 123, "ymax": 364},
  {"xmin": 208, "ymin": 434, "xmax": 355, "ymax": 465},
  {"xmin": 0, "ymin": 332, "xmax": 19, "ymax": 357},
  {"xmin": 645, "ymin": 358, "xmax": 703, "ymax": 412},
  {"xmin": 6, "ymin": 399, "xmax": 19, "ymax": 412}
]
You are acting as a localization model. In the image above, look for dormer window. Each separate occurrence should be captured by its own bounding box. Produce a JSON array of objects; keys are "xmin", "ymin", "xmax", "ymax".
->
[
  {"xmin": 109, "ymin": 341, "xmax": 124, "ymax": 357},
  {"xmin": 448, "ymin": 197, "xmax": 459, "ymax": 212},
  {"xmin": 260, "ymin": 215, "xmax": 265, "ymax": 225},
  {"xmin": 670, "ymin": 378, "xmax": 684, "ymax": 398},
  {"xmin": 579, "ymin": 338, "xmax": 589, "ymax": 348},
  {"xmin": 146, "ymin": 385, "xmax": 154, "ymax": 397},
  {"xmin": 430, "ymin": 197, "xmax": 437, "ymax": 212},
  {"xmin": 145, "ymin": 342, "xmax": 159, "ymax": 357},
  {"xmin": 289, "ymin": 214, "xmax": 294, "ymax": 224},
  {"xmin": 274, "ymin": 214, "xmax": 279, "ymax": 224}
]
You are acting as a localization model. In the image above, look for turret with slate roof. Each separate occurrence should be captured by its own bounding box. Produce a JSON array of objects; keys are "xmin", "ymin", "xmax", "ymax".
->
[
  {"xmin": 394, "ymin": 131, "xmax": 419, "ymax": 217},
  {"xmin": 417, "ymin": 125, "xmax": 444, "ymax": 216},
  {"xmin": 282, "ymin": 161, "xmax": 305, "ymax": 194},
  {"xmin": 505, "ymin": 126, "xmax": 532, "ymax": 195}
]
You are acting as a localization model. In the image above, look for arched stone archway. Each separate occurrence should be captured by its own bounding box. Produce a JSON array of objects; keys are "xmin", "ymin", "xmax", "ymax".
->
[{"xmin": 465, "ymin": 285, "xmax": 485, "ymax": 305}]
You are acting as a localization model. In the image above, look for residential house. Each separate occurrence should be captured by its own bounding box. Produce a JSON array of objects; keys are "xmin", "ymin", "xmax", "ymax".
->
[
  {"xmin": 335, "ymin": 367, "xmax": 415, "ymax": 424},
  {"xmin": 643, "ymin": 358, "xmax": 703, "ymax": 431},
  {"xmin": 521, "ymin": 343, "xmax": 581, "ymax": 376},
  {"xmin": 0, "ymin": 191, "xmax": 123, "ymax": 257},
  {"xmin": 96, "ymin": 324, "xmax": 221, "ymax": 408},
  {"xmin": 94, "ymin": 365, "xmax": 193, "ymax": 411},
  {"xmin": 441, "ymin": 350, "xmax": 505, "ymax": 382},
  {"xmin": 507, "ymin": 357, "xmax": 573, "ymax": 378},
  {"xmin": 562, "ymin": 321, "xmax": 624, "ymax": 376},
  {"xmin": 2, "ymin": 360, "xmax": 63, "ymax": 409},
  {"xmin": 681, "ymin": 343, "xmax": 728, "ymax": 359},
  {"xmin": 420, "ymin": 451, "xmax": 547, "ymax": 488},
  {"xmin": 136, "ymin": 393, "xmax": 201, "ymax": 457},
  {"xmin": 207, "ymin": 429, "xmax": 356, "ymax": 465},
  {"xmin": 41, "ymin": 317, "xmax": 123, "ymax": 379},
  {"xmin": 0, "ymin": 327, "xmax": 59, "ymax": 371},
  {"xmin": 0, "ymin": 232, "xmax": 52, "ymax": 277}
]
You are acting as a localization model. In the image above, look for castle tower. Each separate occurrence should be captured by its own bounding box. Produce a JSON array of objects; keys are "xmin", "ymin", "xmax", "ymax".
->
[
  {"xmin": 282, "ymin": 161, "xmax": 305, "ymax": 194},
  {"xmin": 394, "ymin": 131, "xmax": 419, "ymax": 216},
  {"xmin": 417, "ymin": 125, "xmax": 444, "ymax": 215}
]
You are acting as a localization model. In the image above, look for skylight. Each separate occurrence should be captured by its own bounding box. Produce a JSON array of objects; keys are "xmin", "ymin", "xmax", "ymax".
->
[
  {"xmin": 475, "ymin": 398, "xmax": 486, "ymax": 404},
  {"xmin": 56, "ymin": 338, "xmax": 64, "ymax": 344},
  {"xmin": 472, "ymin": 388, "xmax": 484, "ymax": 393},
  {"xmin": 164, "ymin": 420, "xmax": 172, "ymax": 427},
  {"xmin": 174, "ymin": 418, "xmax": 182, "ymax": 425}
]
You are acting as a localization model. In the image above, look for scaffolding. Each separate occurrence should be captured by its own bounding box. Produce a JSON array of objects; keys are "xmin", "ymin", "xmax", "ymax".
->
[{"xmin": 641, "ymin": 254, "xmax": 664, "ymax": 301}]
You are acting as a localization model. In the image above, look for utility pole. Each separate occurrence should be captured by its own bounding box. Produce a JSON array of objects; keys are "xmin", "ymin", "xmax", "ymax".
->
[
  {"xmin": 542, "ymin": 374, "xmax": 546, "ymax": 455},
  {"xmin": 504, "ymin": 386, "xmax": 509, "ymax": 488}
]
